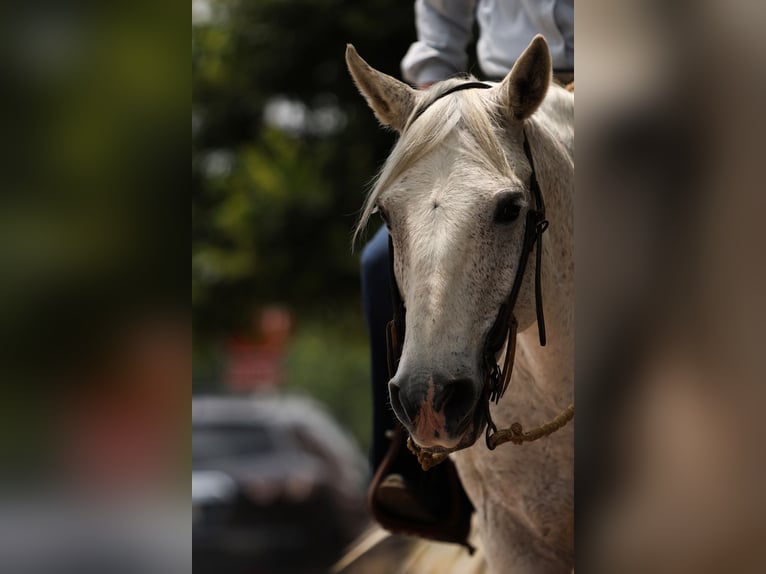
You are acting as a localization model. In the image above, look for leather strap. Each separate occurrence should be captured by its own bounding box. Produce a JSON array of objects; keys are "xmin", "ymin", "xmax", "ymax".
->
[{"xmin": 407, "ymin": 81, "xmax": 492, "ymax": 128}]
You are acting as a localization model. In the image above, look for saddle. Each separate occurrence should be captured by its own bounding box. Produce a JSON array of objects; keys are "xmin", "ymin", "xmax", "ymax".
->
[{"xmin": 367, "ymin": 423, "xmax": 475, "ymax": 552}]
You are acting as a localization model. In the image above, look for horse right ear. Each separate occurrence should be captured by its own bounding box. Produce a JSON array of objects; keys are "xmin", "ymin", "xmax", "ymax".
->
[
  {"xmin": 499, "ymin": 35, "xmax": 552, "ymax": 121},
  {"xmin": 346, "ymin": 44, "xmax": 417, "ymax": 132}
]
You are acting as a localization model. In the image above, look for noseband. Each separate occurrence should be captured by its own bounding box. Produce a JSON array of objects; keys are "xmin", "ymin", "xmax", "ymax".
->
[{"xmin": 383, "ymin": 81, "xmax": 573, "ymax": 463}]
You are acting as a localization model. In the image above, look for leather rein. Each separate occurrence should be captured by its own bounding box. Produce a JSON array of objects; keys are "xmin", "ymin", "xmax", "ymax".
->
[{"xmin": 383, "ymin": 82, "xmax": 573, "ymax": 466}]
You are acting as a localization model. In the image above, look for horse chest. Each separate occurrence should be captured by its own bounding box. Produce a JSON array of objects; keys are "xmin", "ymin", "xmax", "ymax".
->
[{"xmin": 450, "ymin": 384, "xmax": 574, "ymax": 571}]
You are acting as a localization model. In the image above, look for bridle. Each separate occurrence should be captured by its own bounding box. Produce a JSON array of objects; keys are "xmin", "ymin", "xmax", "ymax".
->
[{"xmin": 383, "ymin": 81, "xmax": 573, "ymax": 465}]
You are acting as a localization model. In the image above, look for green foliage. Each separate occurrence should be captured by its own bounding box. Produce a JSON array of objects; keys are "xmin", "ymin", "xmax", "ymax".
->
[{"xmin": 193, "ymin": 0, "xmax": 415, "ymax": 336}]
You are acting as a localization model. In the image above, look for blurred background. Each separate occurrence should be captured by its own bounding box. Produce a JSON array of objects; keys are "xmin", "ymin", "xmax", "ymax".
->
[
  {"xmin": 577, "ymin": 1, "xmax": 766, "ymax": 572},
  {"xmin": 0, "ymin": 1, "xmax": 190, "ymax": 572}
]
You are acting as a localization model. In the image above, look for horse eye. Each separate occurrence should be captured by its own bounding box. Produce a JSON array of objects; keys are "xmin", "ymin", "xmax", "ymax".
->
[{"xmin": 494, "ymin": 195, "xmax": 522, "ymax": 224}]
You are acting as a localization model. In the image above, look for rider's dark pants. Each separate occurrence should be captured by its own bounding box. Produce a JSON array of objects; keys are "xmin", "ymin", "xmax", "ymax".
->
[{"xmin": 360, "ymin": 225, "xmax": 396, "ymax": 470}]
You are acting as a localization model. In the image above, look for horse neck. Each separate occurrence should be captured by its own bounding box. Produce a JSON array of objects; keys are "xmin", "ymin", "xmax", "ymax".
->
[{"xmin": 517, "ymin": 110, "xmax": 574, "ymax": 404}]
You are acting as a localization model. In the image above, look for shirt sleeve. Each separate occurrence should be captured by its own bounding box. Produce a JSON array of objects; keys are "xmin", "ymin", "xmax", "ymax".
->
[{"xmin": 400, "ymin": 0, "xmax": 478, "ymax": 86}]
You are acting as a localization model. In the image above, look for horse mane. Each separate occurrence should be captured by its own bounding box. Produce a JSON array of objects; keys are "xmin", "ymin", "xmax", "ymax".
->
[{"xmin": 353, "ymin": 78, "xmax": 514, "ymax": 246}]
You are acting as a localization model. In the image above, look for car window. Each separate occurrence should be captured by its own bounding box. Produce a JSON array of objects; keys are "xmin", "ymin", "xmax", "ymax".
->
[{"xmin": 192, "ymin": 425, "xmax": 274, "ymax": 463}]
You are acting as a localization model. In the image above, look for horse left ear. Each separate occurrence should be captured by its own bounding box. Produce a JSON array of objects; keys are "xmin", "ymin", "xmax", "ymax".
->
[
  {"xmin": 500, "ymin": 35, "xmax": 552, "ymax": 121},
  {"xmin": 346, "ymin": 44, "xmax": 418, "ymax": 132}
]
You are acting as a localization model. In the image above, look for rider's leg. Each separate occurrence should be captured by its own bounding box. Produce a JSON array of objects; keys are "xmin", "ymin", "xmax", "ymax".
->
[{"xmin": 360, "ymin": 225, "xmax": 396, "ymax": 470}]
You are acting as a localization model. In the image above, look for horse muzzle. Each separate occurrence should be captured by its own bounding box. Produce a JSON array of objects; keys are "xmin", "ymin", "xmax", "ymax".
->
[{"xmin": 388, "ymin": 372, "xmax": 484, "ymax": 449}]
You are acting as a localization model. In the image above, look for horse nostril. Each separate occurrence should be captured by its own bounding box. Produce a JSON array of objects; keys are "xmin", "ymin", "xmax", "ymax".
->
[
  {"xmin": 388, "ymin": 381, "xmax": 412, "ymax": 427},
  {"xmin": 439, "ymin": 378, "xmax": 477, "ymax": 427}
]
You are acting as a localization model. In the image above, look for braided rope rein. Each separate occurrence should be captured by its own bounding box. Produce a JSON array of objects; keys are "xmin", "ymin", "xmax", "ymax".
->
[
  {"xmin": 485, "ymin": 403, "xmax": 574, "ymax": 450},
  {"xmin": 406, "ymin": 403, "xmax": 574, "ymax": 471}
]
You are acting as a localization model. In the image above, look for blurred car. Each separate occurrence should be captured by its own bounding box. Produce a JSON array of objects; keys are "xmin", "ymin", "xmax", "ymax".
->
[{"xmin": 192, "ymin": 394, "xmax": 369, "ymax": 574}]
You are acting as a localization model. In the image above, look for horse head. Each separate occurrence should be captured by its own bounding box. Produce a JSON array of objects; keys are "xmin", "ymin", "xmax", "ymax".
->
[{"xmin": 347, "ymin": 37, "xmax": 554, "ymax": 453}]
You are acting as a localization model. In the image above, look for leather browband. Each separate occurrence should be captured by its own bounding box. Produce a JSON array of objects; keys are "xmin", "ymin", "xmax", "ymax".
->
[{"xmin": 407, "ymin": 81, "xmax": 493, "ymax": 127}]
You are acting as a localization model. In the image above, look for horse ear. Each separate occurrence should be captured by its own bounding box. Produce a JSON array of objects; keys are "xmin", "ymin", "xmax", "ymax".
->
[
  {"xmin": 499, "ymin": 35, "xmax": 552, "ymax": 121},
  {"xmin": 346, "ymin": 44, "xmax": 417, "ymax": 132}
]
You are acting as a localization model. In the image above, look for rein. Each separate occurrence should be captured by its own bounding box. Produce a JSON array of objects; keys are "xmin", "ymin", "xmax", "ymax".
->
[{"xmin": 384, "ymin": 81, "xmax": 573, "ymax": 467}]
